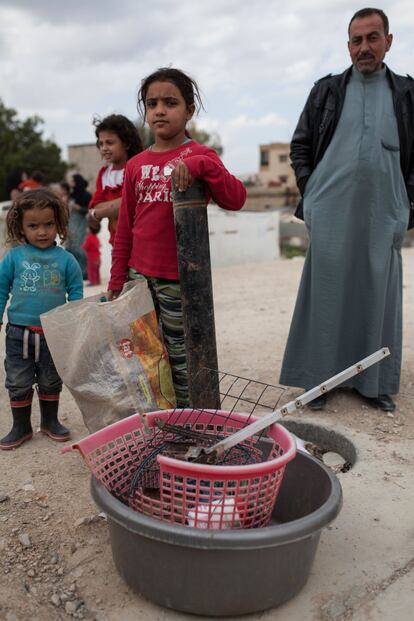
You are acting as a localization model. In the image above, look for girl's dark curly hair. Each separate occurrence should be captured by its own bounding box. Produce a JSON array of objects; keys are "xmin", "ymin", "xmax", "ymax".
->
[
  {"xmin": 137, "ymin": 67, "xmax": 203, "ymax": 119},
  {"xmin": 93, "ymin": 114, "xmax": 143, "ymax": 159},
  {"xmin": 6, "ymin": 188, "xmax": 69, "ymax": 244}
]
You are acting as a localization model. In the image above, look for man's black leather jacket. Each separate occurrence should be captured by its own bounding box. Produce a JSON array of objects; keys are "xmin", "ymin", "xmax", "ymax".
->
[{"xmin": 291, "ymin": 65, "xmax": 414, "ymax": 229}]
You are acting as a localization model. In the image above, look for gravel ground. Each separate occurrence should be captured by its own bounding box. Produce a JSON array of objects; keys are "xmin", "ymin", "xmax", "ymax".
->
[{"xmin": 1, "ymin": 248, "xmax": 413, "ymax": 621}]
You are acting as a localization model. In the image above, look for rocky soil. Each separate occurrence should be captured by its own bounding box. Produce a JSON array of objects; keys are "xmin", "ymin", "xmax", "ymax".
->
[{"xmin": 1, "ymin": 248, "xmax": 413, "ymax": 621}]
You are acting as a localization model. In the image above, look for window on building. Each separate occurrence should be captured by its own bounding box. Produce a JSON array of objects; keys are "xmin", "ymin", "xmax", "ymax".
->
[
  {"xmin": 260, "ymin": 150, "xmax": 269, "ymax": 166},
  {"xmin": 279, "ymin": 154, "xmax": 288, "ymax": 163}
]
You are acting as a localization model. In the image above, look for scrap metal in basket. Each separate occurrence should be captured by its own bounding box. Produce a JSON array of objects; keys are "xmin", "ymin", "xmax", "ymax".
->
[
  {"xmin": 64, "ymin": 347, "xmax": 390, "ymax": 530},
  {"xmin": 64, "ymin": 371, "xmax": 297, "ymax": 530}
]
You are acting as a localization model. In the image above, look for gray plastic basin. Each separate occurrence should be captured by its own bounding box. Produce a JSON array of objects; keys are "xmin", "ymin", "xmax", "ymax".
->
[{"xmin": 91, "ymin": 450, "xmax": 342, "ymax": 616}]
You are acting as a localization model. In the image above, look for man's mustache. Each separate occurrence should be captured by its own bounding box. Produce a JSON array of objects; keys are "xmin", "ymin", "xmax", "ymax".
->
[{"xmin": 357, "ymin": 53, "xmax": 375, "ymax": 61}]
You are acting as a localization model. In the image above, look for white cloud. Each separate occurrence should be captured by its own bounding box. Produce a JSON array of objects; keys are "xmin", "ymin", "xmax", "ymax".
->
[
  {"xmin": 284, "ymin": 60, "xmax": 316, "ymax": 84},
  {"xmin": 229, "ymin": 113, "xmax": 288, "ymax": 129},
  {"xmin": 1, "ymin": 0, "xmax": 414, "ymax": 174}
]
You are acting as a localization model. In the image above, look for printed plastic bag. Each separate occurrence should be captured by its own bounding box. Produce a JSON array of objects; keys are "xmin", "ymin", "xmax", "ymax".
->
[{"xmin": 41, "ymin": 280, "xmax": 176, "ymax": 432}]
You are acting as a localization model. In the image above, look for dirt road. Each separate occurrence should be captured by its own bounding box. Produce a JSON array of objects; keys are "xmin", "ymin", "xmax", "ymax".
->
[{"xmin": 1, "ymin": 248, "xmax": 413, "ymax": 621}]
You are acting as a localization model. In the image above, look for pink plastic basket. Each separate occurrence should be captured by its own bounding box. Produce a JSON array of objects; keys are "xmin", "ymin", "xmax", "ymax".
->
[{"xmin": 63, "ymin": 409, "xmax": 296, "ymax": 529}]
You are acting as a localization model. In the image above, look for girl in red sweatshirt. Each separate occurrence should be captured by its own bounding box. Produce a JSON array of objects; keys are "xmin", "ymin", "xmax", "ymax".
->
[
  {"xmin": 108, "ymin": 67, "xmax": 246, "ymax": 406},
  {"xmin": 88, "ymin": 115, "xmax": 142, "ymax": 245}
]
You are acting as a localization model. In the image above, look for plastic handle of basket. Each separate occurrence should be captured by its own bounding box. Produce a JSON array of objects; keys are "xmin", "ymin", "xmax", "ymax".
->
[{"xmin": 207, "ymin": 347, "xmax": 390, "ymax": 457}]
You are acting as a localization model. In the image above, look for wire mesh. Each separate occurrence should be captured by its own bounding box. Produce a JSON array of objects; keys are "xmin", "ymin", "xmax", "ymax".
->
[
  {"xmin": 214, "ymin": 368, "xmax": 288, "ymax": 416},
  {"xmin": 71, "ymin": 370, "xmax": 296, "ymax": 529},
  {"xmin": 124, "ymin": 407, "xmax": 295, "ymax": 528},
  {"xmin": 126, "ymin": 370, "xmax": 291, "ymax": 511}
]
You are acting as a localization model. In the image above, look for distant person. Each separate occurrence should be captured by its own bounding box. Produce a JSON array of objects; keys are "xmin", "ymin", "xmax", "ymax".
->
[
  {"xmin": 88, "ymin": 114, "xmax": 143, "ymax": 245},
  {"xmin": 5, "ymin": 168, "xmax": 24, "ymax": 201},
  {"xmin": 0, "ymin": 189, "xmax": 83, "ymax": 450},
  {"xmin": 19, "ymin": 170, "xmax": 44, "ymax": 191},
  {"xmin": 65, "ymin": 174, "xmax": 91, "ymax": 279},
  {"xmin": 82, "ymin": 220, "xmax": 101, "ymax": 286},
  {"xmin": 57, "ymin": 180, "xmax": 71, "ymax": 204},
  {"xmin": 108, "ymin": 67, "xmax": 246, "ymax": 407},
  {"xmin": 279, "ymin": 8, "xmax": 414, "ymax": 412},
  {"xmin": 57, "ymin": 181, "xmax": 71, "ymax": 222}
]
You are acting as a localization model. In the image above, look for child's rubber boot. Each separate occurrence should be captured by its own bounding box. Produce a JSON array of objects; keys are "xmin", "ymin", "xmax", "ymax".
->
[
  {"xmin": 0, "ymin": 402, "xmax": 33, "ymax": 450},
  {"xmin": 39, "ymin": 395, "xmax": 70, "ymax": 442}
]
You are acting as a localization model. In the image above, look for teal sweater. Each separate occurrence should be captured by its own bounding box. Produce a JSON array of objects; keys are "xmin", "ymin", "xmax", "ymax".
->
[{"xmin": 0, "ymin": 244, "xmax": 83, "ymax": 327}]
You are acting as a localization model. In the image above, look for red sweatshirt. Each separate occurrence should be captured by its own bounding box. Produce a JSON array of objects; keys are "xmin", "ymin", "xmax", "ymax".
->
[{"xmin": 108, "ymin": 141, "xmax": 246, "ymax": 290}]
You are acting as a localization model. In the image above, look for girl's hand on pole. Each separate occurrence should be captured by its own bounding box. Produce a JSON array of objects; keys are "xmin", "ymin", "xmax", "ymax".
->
[{"xmin": 172, "ymin": 162, "xmax": 193, "ymax": 193}]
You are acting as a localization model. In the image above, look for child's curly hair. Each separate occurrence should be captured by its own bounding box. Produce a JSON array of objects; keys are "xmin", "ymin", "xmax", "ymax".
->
[
  {"xmin": 6, "ymin": 188, "xmax": 69, "ymax": 244},
  {"xmin": 93, "ymin": 114, "xmax": 143, "ymax": 159}
]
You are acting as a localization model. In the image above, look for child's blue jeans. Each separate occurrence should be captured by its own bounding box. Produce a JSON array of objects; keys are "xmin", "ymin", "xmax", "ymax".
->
[{"xmin": 4, "ymin": 324, "xmax": 62, "ymax": 402}]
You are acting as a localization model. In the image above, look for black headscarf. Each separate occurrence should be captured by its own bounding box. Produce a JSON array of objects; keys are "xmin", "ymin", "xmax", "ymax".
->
[{"xmin": 70, "ymin": 174, "xmax": 91, "ymax": 212}]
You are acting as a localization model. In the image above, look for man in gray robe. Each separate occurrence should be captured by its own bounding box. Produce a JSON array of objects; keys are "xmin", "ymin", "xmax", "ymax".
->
[{"xmin": 279, "ymin": 8, "xmax": 414, "ymax": 411}]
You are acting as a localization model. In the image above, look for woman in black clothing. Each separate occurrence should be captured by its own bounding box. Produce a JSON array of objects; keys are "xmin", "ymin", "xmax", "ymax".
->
[{"xmin": 66, "ymin": 174, "xmax": 91, "ymax": 279}]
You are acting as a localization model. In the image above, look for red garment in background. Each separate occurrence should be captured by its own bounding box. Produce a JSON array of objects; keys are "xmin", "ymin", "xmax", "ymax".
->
[
  {"xmin": 19, "ymin": 179, "xmax": 42, "ymax": 191},
  {"xmin": 82, "ymin": 233, "xmax": 101, "ymax": 285}
]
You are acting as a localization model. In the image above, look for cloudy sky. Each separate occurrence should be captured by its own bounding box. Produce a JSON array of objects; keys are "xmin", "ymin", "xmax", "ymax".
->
[{"xmin": 1, "ymin": 0, "xmax": 413, "ymax": 175}]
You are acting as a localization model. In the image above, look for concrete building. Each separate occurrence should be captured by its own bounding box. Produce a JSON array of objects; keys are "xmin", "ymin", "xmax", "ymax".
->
[
  {"xmin": 243, "ymin": 143, "xmax": 298, "ymax": 212},
  {"xmin": 258, "ymin": 142, "xmax": 296, "ymax": 189},
  {"xmin": 67, "ymin": 143, "xmax": 103, "ymax": 190}
]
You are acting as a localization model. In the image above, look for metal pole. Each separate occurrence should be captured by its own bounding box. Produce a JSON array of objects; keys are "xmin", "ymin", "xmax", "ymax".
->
[
  {"xmin": 172, "ymin": 179, "xmax": 221, "ymax": 409},
  {"xmin": 185, "ymin": 347, "xmax": 390, "ymax": 462}
]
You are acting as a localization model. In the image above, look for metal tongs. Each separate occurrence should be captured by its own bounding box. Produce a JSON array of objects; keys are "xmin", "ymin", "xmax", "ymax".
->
[{"xmin": 186, "ymin": 347, "xmax": 390, "ymax": 462}]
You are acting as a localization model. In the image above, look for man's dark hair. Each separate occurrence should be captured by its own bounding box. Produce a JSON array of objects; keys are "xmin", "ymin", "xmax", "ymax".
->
[{"xmin": 348, "ymin": 8, "xmax": 389, "ymax": 36}]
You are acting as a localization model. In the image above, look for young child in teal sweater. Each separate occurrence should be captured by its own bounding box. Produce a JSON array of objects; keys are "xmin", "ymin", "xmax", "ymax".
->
[{"xmin": 0, "ymin": 189, "xmax": 83, "ymax": 450}]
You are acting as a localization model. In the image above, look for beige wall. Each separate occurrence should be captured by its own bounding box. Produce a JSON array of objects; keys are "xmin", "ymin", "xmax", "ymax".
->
[
  {"xmin": 67, "ymin": 143, "xmax": 103, "ymax": 191},
  {"xmin": 258, "ymin": 142, "xmax": 296, "ymax": 189}
]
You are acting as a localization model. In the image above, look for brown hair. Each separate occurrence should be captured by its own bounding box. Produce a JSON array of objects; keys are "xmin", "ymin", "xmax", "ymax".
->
[
  {"xmin": 6, "ymin": 188, "xmax": 69, "ymax": 244},
  {"xmin": 137, "ymin": 67, "xmax": 203, "ymax": 119}
]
